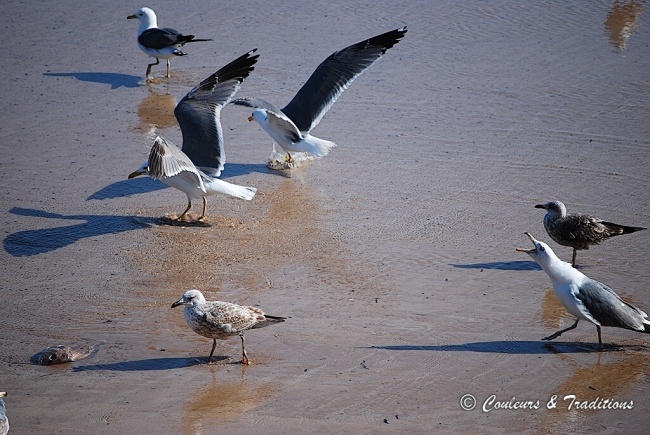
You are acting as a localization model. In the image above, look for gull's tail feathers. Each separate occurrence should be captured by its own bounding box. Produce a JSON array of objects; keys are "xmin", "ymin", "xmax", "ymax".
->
[
  {"xmin": 602, "ymin": 222, "xmax": 647, "ymax": 236},
  {"xmin": 302, "ymin": 135, "xmax": 337, "ymax": 158},
  {"xmin": 206, "ymin": 178, "xmax": 257, "ymax": 200}
]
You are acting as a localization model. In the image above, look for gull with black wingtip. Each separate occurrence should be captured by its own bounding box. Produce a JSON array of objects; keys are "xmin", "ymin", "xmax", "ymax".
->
[
  {"xmin": 517, "ymin": 232, "xmax": 650, "ymax": 347},
  {"xmin": 129, "ymin": 50, "xmax": 259, "ymax": 222},
  {"xmin": 232, "ymin": 27, "xmax": 408, "ymax": 164},
  {"xmin": 127, "ymin": 7, "xmax": 213, "ymax": 80}
]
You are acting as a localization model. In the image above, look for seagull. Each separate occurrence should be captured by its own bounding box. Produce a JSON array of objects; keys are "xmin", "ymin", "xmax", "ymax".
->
[
  {"xmin": 517, "ymin": 232, "xmax": 650, "ymax": 347},
  {"xmin": 128, "ymin": 50, "xmax": 259, "ymax": 222},
  {"xmin": 0, "ymin": 392, "xmax": 8, "ymax": 435},
  {"xmin": 231, "ymin": 27, "xmax": 408, "ymax": 163},
  {"xmin": 535, "ymin": 200, "xmax": 646, "ymax": 267},
  {"xmin": 127, "ymin": 7, "xmax": 213, "ymax": 80},
  {"xmin": 171, "ymin": 289, "xmax": 286, "ymax": 365}
]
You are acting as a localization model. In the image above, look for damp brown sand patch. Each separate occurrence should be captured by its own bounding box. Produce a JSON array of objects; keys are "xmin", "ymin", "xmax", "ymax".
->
[{"xmin": 127, "ymin": 176, "xmax": 391, "ymax": 300}]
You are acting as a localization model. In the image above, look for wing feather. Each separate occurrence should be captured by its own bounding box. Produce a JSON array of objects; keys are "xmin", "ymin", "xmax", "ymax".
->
[
  {"xmin": 281, "ymin": 27, "xmax": 407, "ymax": 133},
  {"xmin": 174, "ymin": 49, "xmax": 259, "ymax": 177},
  {"xmin": 147, "ymin": 136, "xmax": 205, "ymax": 192}
]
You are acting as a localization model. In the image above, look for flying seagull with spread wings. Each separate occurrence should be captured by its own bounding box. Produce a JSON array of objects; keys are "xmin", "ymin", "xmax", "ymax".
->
[
  {"xmin": 232, "ymin": 27, "xmax": 407, "ymax": 163},
  {"xmin": 129, "ymin": 50, "xmax": 259, "ymax": 222}
]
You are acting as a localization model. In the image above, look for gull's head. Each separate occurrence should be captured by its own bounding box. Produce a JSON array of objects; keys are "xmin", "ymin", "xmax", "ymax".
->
[
  {"xmin": 534, "ymin": 200, "xmax": 566, "ymax": 218},
  {"xmin": 248, "ymin": 109, "xmax": 267, "ymax": 124},
  {"xmin": 171, "ymin": 289, "xmax": 205, "ymax": 308},
  {"xmin": 516, "ymin": 232, "xmax": 558, "ymax": 267},
  {"xmin": 128, "ymin": 161, "xmax": 148, "ymax": 179},
  {"xmin": 127, "ymin": 7, "xmax": 157, "ymax": 27},
  {"xmin": 0, "ymin": 392, "xmax": 5, "ymax": 398}
]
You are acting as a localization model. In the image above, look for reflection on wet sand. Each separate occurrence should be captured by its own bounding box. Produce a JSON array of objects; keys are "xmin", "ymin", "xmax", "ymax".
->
[
  {"xmin": 537, "ymin": 350, "xmax": 650, "ymax": 434},
  {"xmin": 181, "ymin": 369, "xmax": 275, "ymax": 434},
  {"xmin": 605, "ymin": 0, "xmax": 644, "ymax": 50},
  {"xmin": 540, "ymin": 288, "xmax": 570, "ymax": 330},
  {"xmin": 132, "ymin": 85, "xmax": 178, "ymax": 133}
]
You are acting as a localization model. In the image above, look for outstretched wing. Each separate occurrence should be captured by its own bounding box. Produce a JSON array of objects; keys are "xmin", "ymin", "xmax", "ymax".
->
[
  {"xmin": 281, "ymin": 27, "xmax": 407, "ymax": 133},
  {"xmin": 174, "ymin": 49, "xmax": 259, "ymax": 177},
  {"xmin": 147, "ymin": 136, "xmax": 205, "ymax": 192},
  {"xmin": 231, "ymin": 96, "xmax": 283, "ymax": 114}
]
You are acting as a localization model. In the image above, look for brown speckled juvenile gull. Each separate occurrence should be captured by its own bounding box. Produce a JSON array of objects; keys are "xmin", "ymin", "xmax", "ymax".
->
[
  {"xmin": 535, "ymin": 200, "xmax": 646, "ymax": 267},
  {"xmin": 129, "ymin": 50, "xmax": 259, "ymax": 221},
  {"xmin": 517, "ymin": 232, "xmax": 650, "ymax": 347},
  {"xmin": 171, "ymin": 289, "xmax": 286, "ymax": 364},
  {"xmin": 232, "ymin": 27, "xmax": 407, "ymax": 163},
  {"xmin": 0, "ymin": 392, "xmax": 8, "ymax": 435}
]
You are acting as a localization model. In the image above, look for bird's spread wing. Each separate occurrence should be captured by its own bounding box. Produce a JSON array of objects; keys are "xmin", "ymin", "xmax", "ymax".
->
[
  {"xmin": 281, "ymin": 27, "xmax": 407, "ymax": 133},
  {"xmin": 174, "ymin": 49, "xmax": 259, "ymax": 177},
  {"xmin": 265, "ymin": 110, "xmax": 302, "ymax": 143},
  {"xmin": 230, "ymin": 96, "xmax": 283, "ymax": 114},
  {"xmin": 576, "ymin": 279, "xmax": 647, "ymax": 330},
  {"xmin": 147, "ymin": 136, "xmax": 205, "ymax": 192},
  {"xmin": 139, "ymin": 28, "xmax": 186, "ymax": 49}
]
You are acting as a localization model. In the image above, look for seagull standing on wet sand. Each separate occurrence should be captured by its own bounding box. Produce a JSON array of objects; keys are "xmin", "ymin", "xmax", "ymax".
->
[
  {"xmin": 517, "ymin": 232, "xmax": 650, "ymax": 347},
  {"xmin": 0, "ymin": 392, "xmax": 8, "ymax": 435},
  {"xmin": 535, "ymin": 200, "xmax": 646, "ymax": 267},
  {"xmin": 129, "ymin": 50, "xmax": 259, "ymax": 222},
  {"xmin": 127, "ymin": 7, "xmax": 213, "ymax": 80},
  {"xmin": 171, "ymin": 290, "xmax": 286, "ymax": 365},
  {"xmin": 232, "ymin": 27, "xmax": 407, "ymax": 163}
]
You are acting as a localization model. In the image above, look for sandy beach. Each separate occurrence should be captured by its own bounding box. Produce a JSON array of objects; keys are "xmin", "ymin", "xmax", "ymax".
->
[{"xmin": 1, "ymin": 0, "xmax": 649, "ymax": 433}]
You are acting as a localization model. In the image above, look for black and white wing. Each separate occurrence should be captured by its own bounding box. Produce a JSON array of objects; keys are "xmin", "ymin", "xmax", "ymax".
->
[
  {"xmin": 174, "ymin": 49, "xmax": 259, "ymax": 177},
  {"xmin": 281, "ymin": 27, "xmax": 407, "ymax": 134},
  {"xmin": 139, "ymin": 27, "xmax": 186, "ymax": 49},
  {"xmin": 230, "ymin": 96, "xmax": 283, "ymax": 114}
]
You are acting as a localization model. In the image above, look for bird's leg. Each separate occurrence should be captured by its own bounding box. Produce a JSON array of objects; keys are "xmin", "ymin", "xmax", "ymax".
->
[
  {"xmin": 176, "ymin": 200, "xmax": 192, "ymax": 221},
  {"xmin": 198, "ymin": 197, "xmax": 207, "ymax": 221},
  {"xmin": 542, "ymin": 319, "xmax": 580, "ymax": 341},
  {"xmin": 145, "ymin": 58, "xmax": 160, "ymax": 79},
  {"xmin": 596, "ymin": 325, "xmax": 603, "ymax": 349},
  {"xmin": 239, "ymin": 332, "xmax": 250, "ymax": 365},
  {"xmin": 207, "ymin": 339, "xmax": 217, "ymax": 364},
  {"xmin": 166, "ymin": 59, "xmax": 171, "ymax": 78},
  {"xmin": 571, "ymin": 249, "xmax": 577, "ymax": 268}
]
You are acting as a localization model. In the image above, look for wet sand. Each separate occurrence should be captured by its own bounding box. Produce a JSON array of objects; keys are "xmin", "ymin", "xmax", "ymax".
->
[{"xmin": 1, "ymin": 0, "xmax": 649, "ymax": 433}]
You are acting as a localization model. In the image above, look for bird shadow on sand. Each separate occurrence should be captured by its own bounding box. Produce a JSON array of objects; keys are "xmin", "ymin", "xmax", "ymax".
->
[
  {"xmin": 451, "ymin": 260, "xmax": 541, "ymax": 271},
  {"xmin": 87, "ymin": 177, "xmax": 168, "ymax": 200},
  {"xmin": 3, "ymin": 207, "xmax": 156, "ymax": 257},
  {"xmin": 368, "ymin": 341, "xmax": 649, "ymax": 355},
  {"xmin": 71, "ymin": 357, "xmax": 208, "ymax": 372},
  {"xmin": 87, "ymin": 163, "xmax": 271, "ymax": 201},
  {"xmin": 221, "ymin": 162, "xmax": 276, "ymax": 178},
  {"xmin": 43, "ymin": 72, "xmax": 141, "ymax": 89}
]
